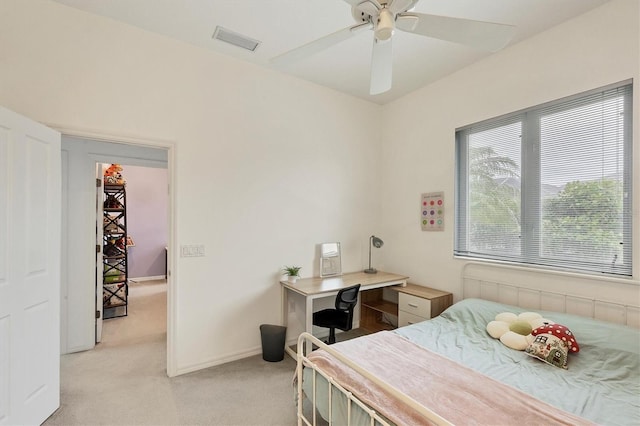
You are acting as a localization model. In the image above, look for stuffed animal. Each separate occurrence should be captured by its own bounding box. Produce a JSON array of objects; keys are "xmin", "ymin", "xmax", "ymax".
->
[
  {"xmin": 525, "ymin": 323, "xmax": 580, "ymax": 369},
  {"xmin": 486, "ymin": 311, "xmax": 554, "ymax": 351},
  {"xmin": 104, "ymin": 163, "xmax": 126, "ymax": 185}
]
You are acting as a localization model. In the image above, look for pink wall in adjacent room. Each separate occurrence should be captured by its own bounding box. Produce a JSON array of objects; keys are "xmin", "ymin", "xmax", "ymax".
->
[{"xmin": 120, "ymin": 165, "xmax": 168, "ymax": 279}]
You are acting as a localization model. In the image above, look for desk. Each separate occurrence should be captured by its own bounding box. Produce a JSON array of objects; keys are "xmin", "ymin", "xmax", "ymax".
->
[{"xmin": 280, "ymin": 271, "xmax": 408, "ymax": 356}]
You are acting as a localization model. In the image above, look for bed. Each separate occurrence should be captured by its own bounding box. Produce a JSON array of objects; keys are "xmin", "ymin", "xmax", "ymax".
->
[{"xmin": 296, "ymin": 296, "xmax": 640, "ymax": 425}]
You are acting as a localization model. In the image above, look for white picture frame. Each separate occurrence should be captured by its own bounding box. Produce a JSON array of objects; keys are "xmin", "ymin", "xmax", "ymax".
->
[{"xmin": 320, "ymin": 242, "xmax": 342, "ymax": 277}]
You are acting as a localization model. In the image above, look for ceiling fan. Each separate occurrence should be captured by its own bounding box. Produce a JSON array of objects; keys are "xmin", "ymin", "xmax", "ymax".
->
[{"xmin": 270, "ymin": 0, "xmax": 515, "ymax": 95}]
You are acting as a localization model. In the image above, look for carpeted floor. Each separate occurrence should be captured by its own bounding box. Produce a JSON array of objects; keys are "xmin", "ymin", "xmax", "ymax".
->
[{"xmin": 44, "ymin": 280, "xmax": 299, "ymax": 426}]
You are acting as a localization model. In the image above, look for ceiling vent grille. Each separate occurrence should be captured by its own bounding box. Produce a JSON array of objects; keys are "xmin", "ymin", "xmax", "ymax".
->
[{"xmin": 212, "ymin": 26, "xmax": 260, "ymax": 51}]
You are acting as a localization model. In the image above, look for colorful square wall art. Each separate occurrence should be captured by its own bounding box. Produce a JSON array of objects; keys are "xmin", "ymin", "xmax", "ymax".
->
[{"xmin": 421, "ymin": 192, "xmax": 444, "ymax": 231}]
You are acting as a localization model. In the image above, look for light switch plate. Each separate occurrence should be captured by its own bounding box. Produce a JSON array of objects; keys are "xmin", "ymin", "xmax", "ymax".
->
[{"xmin": 180, "ymin": 245, "xmax": 205, "ymax": 257}]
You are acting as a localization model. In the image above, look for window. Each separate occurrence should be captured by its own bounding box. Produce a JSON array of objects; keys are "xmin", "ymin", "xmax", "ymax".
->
[{"xmin": 455, "ymin": 82, "xmax": 633, "ymax": 276}]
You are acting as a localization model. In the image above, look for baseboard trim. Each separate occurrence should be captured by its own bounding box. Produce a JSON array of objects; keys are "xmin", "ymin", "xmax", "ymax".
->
[
  {"xmin": 129, "ymin": 275, "xmax": 166, "ymax": 283},
  {"xmin": 174, "ymin": 346, "xmax": 263, "ymax": 376},
  {"xmin": 63, "ymin": 343, "xmax": 95, "ymax": 355}
]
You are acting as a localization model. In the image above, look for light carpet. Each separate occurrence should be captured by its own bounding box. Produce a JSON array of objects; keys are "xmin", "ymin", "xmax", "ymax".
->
[{"xmin": 44, "ymin": 280, "xmax": 298, "ymax": 426}]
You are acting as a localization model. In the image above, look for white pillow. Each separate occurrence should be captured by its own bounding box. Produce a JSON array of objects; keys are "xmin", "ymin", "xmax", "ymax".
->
[
  {"xmin": 500, "ymin": 331, "xmax": 535, "ymax": 351},
  {"xmin": 530, "ymin": 317, "xmax": 554, "ymax": 329},
  {"xmin": 486, "ymin": 320, "xmax": 510, "ymax": 339},
  {"xmin": 495, "ymin": 312, "xmax": 518, "ymax": 323},
  {"xmin": 487, "ymin": 311, "xmax": 548, "ymax": 351},
  {"xmin": 518, "ymin": 312, "xmax": 542, "ymax": 322}
]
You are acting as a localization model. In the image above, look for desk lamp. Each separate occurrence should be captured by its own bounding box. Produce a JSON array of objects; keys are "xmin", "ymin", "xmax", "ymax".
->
[{"xmin": 364, "ymin": 235, "xmax": 384, "ymax": 274}]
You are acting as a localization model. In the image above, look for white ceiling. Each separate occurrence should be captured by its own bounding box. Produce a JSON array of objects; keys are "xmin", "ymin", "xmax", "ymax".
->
[{"xmin": 52, "ymin": 0, "xmax": 609, "ymax": 105}]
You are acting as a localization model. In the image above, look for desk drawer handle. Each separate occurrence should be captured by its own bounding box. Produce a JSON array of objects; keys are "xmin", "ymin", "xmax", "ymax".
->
[{"xmin": 408, "ymin": 303, "xmax": 419, "ymax": 308}]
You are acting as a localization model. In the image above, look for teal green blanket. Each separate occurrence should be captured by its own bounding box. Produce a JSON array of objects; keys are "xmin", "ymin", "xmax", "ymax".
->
[{"xmin": 394, "ymin": 298, "xmax": 640, "ymax": 425}]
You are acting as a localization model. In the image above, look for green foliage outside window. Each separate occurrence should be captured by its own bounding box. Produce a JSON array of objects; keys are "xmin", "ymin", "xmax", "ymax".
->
[
  {"xmin": 468, "ymin": 146, "xmax": 521, "ymax": 254},
  {"xmin": 543, "ymin": 179, "xmax": 623, "ymax": 264},
  {"xmin": 467, "ymin": 148, "xmax": 623, "ymax": 266}
]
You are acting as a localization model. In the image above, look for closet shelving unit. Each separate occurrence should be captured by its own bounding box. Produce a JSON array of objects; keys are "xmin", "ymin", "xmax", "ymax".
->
[{"xmin": 102, "ymin": 184, "xmax": 128, "ymax": 319}]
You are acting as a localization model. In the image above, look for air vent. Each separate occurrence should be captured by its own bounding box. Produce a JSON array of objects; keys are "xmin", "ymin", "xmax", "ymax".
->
[{"xmin": 212, "ymin": 26, "xmax": 260, "ymax": 52}]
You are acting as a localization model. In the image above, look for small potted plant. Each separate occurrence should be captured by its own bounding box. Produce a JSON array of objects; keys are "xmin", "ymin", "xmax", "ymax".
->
[{"xmin": 282, "ymin": 265, "xmax": 302, "ymax": 283}]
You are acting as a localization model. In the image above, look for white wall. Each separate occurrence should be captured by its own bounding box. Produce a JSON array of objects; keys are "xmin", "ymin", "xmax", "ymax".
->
[
  {"xmin": 379, "ymin": 0, "xmax": 640, "ymax": 304},
  {"xmin": 0, "ymin": 0, "xmax": 382, "ymax": 375},
  {"xmin": 2, "ymin": 0, "xmax": 639, "ymax": 376}
]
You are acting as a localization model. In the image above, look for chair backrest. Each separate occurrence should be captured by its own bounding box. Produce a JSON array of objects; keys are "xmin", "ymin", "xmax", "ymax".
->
[{"xmin": 335, "ymin": 284, "xmax": 361, "ymax": 312}]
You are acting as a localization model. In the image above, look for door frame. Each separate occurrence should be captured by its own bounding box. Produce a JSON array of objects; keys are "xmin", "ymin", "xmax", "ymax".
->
[
  {"xmin": 55, "ymin": 126, "xmax": 178, "ymax": 377},
  {"xmin": 95, "ymin": 164, "xmax": 104, "ymax": 343}
]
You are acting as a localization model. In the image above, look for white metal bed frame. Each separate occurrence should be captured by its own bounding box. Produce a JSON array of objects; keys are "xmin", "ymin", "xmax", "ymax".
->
[
  {"xmin": 295, "ymin": 332, "xmax": 452, "ymax": 426},
  {"xmin": 295, "ymin": 263, "xmax": 640, "ymax": 425},
  {"xmin": 462, "ymin": 262, "xmax": 640, "ymax": 328}
]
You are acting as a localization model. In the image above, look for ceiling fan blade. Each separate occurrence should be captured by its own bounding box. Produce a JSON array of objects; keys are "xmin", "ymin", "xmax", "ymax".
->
[
  {"xmin": 388, "ymin": 0, "xmax": 418, "ymax": 15},
  {"xmin": 370, "ymin": 38, "xmax": 392, "ymax": 95},
  {"xmin": 342, "ymin": 0, "xmax": 381, "ymax": 7},
  {"xmin": 270, "ymin": 22, "xmax": 371, "ymax": 66},
  {"xmin": 397, "ymin": 12, "xmax": 515, "ymax": 52}
]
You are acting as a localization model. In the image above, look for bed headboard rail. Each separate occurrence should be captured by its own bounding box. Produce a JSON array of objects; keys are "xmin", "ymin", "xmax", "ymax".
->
[{"xmin": 462, "ymin": 262, "xmax": 640, "ymax": 329}]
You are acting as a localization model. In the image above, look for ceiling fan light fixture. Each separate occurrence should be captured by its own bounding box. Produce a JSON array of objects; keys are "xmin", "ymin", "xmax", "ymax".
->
[
  {"xmin": 270, "ymin": 0, "xmax": 517, "ymax": 98},
  {"xmin": 375, "ymin": 8, "xmax": 395, "ymax": 41}
]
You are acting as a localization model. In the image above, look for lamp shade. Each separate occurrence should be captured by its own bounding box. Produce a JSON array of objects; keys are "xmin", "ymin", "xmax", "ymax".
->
[{"xmin": 371, "ymin": 236, "xmax": 384, "ymax": 248}]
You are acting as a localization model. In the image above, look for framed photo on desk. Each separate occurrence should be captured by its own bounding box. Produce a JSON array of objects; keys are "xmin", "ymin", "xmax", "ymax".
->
[{"xmin": 320, "ymin": 242, "xmax": 341, "ymax": 277}]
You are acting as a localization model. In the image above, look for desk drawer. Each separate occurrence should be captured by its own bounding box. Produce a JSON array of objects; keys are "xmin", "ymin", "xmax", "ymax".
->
[
  {"xmin": 399, "ymin": 293, "xmax": 431, "ymax": 318},
  {"xmin": 398, "ymin": 311, "xmax": 428, "ymax": 327}
]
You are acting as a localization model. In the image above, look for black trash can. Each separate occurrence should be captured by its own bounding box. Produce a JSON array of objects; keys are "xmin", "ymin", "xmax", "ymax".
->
[{"xmin": 260, "ymin": 324, "xmax": 287, "ymax": 362}]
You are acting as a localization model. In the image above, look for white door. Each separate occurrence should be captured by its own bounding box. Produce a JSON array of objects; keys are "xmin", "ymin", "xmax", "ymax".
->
[
  {"xmin": 95, "ymin": 165, "xmax": 103, "ymax": 343},
  {"xmin": 0, "ymin": 106, "xmax": 61, "ymax": 425}
]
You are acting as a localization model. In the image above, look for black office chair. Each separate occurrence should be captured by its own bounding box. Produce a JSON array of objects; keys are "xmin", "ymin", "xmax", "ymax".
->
[{"xmin": 313, "ymin": 284, "xmax": 361, "ymax": 344}]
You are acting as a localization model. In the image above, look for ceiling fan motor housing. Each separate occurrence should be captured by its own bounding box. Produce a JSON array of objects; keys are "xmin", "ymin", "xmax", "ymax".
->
[
  {"xmin": 351, "ymin": 0, "xmax": 418, "ymax": 41},
  {"xmin": 351, "ymin": 2, "xmax": 376, "ymax": 24}
]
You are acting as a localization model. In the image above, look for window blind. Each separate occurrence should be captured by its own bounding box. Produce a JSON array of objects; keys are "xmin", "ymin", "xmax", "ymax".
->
[{"xmin": 455, "ymin": 82, "xmax": 632, "ymax": 276}]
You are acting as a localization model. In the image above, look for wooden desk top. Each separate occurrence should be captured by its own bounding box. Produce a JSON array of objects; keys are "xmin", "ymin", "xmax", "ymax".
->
[
  {"xmin": 389, "ymin": 282, "xmax": 452, "ymax": 299},
  {"xmin": 280, "ymin": 270, "xmax": 409, "ymax": 296}
]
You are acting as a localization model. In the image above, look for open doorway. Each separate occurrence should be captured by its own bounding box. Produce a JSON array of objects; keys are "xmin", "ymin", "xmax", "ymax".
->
[
  {"xmin": 97, "ymin": 163, "xmax": 168, "ymax": 345},
  {"xmin": 60, "ymin": 135, "xmax": 171, "ymax": 369}
]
